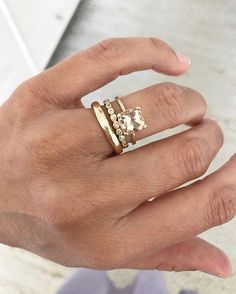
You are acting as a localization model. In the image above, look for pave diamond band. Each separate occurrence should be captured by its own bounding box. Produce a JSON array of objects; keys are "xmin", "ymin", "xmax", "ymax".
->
[{"xmin": 103, "ymin": 99, "xmax": 129, "ymax": 148}]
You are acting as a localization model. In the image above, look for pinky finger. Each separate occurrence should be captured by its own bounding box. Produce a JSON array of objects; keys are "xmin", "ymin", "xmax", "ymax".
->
[{"xmin": 128, "ymin": 237, "xmax": 232, "ymax": 278}]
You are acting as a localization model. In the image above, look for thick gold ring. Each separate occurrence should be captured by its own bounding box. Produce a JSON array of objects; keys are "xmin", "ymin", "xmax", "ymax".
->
[
  {"xmin": 115, "ymin": 97, "xmax": 147, "ymax": 145},
  {"xmin": 91, "ymin": 101, "xmax": 123, "ymax": 154}
]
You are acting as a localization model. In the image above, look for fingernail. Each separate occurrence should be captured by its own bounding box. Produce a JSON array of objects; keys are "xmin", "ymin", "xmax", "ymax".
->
[
  {"xmin": 206, "ymin": 116, "xmax": 218, "ymax": 122},
  {"xmin": 216, "ymin": 273, "xmax": 225, "ymax": 278},
  {"xmin": 176, "ymin": 51, "xmax": 191, "ymax": 66},
  {"xmin": 215, "ymin": 263, "xmax": 233, "ymax": 279},
  {"xmin": 215, "ymin": 272, "xmax": 231, "ymax": 279}
]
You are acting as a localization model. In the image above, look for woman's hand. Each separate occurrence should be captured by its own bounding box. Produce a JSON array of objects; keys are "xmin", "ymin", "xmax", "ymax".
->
[{"xmin": 0, "ymin": 38, "xmax": 235, "ymax": 277}]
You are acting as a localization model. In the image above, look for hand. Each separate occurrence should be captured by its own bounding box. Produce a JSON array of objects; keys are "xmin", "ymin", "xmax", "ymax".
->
[{"xmin": 0, "ymin": 38, "xmax": 235, "ymax": 278}]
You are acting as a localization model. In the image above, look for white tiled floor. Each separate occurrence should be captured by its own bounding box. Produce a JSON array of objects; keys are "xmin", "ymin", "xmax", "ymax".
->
[{"xmin": 1, "ymin": 0, "xmax": 236, "ymax": 293}]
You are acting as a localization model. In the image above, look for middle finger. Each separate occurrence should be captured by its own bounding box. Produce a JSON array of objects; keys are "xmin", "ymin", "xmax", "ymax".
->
[
  {"xmin": 84, "ymin": 82, "xmax": 207, "ymax": 156},
  {"xmin": 111, "ymin": 82, "xmax": 207, "ymax": 143},
  {"xmin": 103, "ymin": 119, "xmax": 223, "ymax": 206}
]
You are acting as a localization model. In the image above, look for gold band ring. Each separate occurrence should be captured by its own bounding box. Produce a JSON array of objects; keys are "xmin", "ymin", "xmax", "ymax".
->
[{"xmin": 91, "ymin": 101, "xmax": 123, "ymax": 154}]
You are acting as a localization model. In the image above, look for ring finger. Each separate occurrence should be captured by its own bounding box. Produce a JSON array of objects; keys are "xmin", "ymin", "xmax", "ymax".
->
[
  {"xmin": 112, "ymin": 82, "xmax": 206, "ymax": 143},
  {"xmin": 85, "ymin": 82, "xmax": 207, "ymax": 155}
]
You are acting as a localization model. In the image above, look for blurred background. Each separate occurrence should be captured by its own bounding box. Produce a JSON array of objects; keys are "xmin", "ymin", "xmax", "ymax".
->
[{"xmin": 0, "ymin": 0, "xmax": 236, "ymax": 293}]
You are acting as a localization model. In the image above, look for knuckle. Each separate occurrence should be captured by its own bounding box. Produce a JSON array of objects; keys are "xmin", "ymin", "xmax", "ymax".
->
[
  {"xmin": 13, "ymin": 78, "xmax": 53, "ymax": 119},
  {"xmin": 25, "ymin": 132, "xmax": 59, "ymax": 170},
  {"xmin": 92, "ymin": 38, "xmax": 128, "ymax": 63},
  {"xmin": 180, "ymin": 137, "xmax": 209, "ymax": 178},
  {"xmin": 20, "ymin": 79, "xmax": 37, "ymax": 95},
  {"xmin": 185, "ymin": 87, "xmax": 207, "ymax": 113},
  {"xmin": 157, "ymin": 83, "xmax": 186, "ymax": 123},
  {"xmin": 18, "ymin": 79, "xmax": 44, "ymax": 103},
  {"xmin": 206, "ymin": 185, "xmax": 236, "ymax": 227},
  {"xmin": 148, "ymin": 37, "xmax": 165, "ymax": 51},
  {"xmin": 195, "ymin": 91, "xmax": 207, "ymax": 113},
  {"xmin": 209, "ymin": 119, "xmax": 224, "ymax": 147},
  {"xmin": 10, "ymin": 81, "xmax": 34, "ymax": 114},
  {"xmin": 25, "ymin": 126, "xmax": 78, "ymax": 171}
]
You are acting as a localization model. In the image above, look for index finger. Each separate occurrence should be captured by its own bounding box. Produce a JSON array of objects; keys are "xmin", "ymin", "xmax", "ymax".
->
[{"xmin": 24, "ymin": 37, "xmax": 191, "ymax": 108}]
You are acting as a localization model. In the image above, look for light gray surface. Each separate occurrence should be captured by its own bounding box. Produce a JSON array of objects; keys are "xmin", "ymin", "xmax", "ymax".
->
[
  {"xmin": 1, "ymin": 1, "xmax": 236, "ymax": 293},
  {"xmin": 0, "ymin": 0, "xmax": 81, "ymax": 99}
]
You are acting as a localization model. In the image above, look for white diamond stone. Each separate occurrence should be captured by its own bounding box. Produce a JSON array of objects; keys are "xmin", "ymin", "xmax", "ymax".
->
[
  {"xmin": 117, "ymin": 108, "xmax": 146, "ymax": 135},
  {"xmin": 108, "ymin": 108, "xmax": 114, "ymax": 114},
  {"xmin": 110, "ymin": 114, "xmax": 117, "ymax": 122},
  {"xmin": 119, "ymin": 135, "xmax": 126, "ymax": 142},
  {"xmin": 121, "ymin": 141, "xmax": 129, "ymax": 148},
  {"xmin": 116, "ymin": 128, "xmax": 123, "ymax": 135},
  {"xmin": 105, "ymin": 102, "xmax": 112, "ymax": 108},
  {"xmin": 113, "ymin": 121, "xmax": 120, "ymax": 129}
]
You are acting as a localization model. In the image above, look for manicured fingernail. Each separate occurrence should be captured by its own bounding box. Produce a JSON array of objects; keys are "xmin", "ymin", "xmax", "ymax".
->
[{"xmin": 176, "ymin": 51, "xmax": 191, "ymax": 66}]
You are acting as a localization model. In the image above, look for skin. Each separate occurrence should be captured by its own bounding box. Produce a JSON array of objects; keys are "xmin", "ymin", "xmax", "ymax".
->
[{"xmin": 0, "ymin": 37, "xmax": 235, "ymax": 278}]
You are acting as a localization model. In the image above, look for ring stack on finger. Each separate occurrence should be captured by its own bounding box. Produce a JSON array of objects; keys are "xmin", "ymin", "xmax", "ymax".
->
[{"xmin": 91, "ymin": 97, "xmax": 147, "ymax": 154}]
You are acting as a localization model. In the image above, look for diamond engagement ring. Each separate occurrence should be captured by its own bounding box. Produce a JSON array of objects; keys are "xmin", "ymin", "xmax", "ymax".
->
[
  {"xmin": 91, "ymin": 97, "xmax": 147, "ymax": 154},
  {"xmin": 115, "ymin": 97, "xmax": 147, "ymax": 144}
]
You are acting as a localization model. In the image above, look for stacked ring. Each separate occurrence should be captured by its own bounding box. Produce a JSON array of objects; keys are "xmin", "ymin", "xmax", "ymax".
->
[
  {"xmin": 91, "ymin": 101, "xmax": 123, "ymax": 154},
  {"xmin": 91, "ymin": 97, "xmax": 147, "ymax": 155},
  {"xmin": 103, "ymin": 99, "xmax": 129, "ymax": 148}
]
